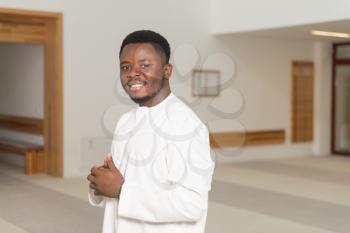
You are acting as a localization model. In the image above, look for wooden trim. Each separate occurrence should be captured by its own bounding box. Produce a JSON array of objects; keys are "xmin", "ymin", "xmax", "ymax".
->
[
  {"xmin": 0, "ymin": 114, "xmax": 44, "ymax": 135},
  {"xmin": 331, "ymin": 43, "xmax": 336, "ymax": 154},
  {"xmin": 334, "ymin": 60, "xmax": 350, "ymax": 65},
  {"xmin": 44, "ymin": 13, "xmax": 64, "ymax": 177},
  {"xmin": 331, "ymin": 42, "xmax": 350, "ymax": 156},
  {"xmin": 333, "ymin": 42, "xmax": 350, "ymax": 47},
  {"xmin": 0, "ymin": 13, "xmax": 49, "ymax": 43},
  {"xmin": 0, "ymin": 8, "xmax": 63, "ymax": 176},
  {"xmin": 210, "ymin": 129, "xmax": 285, "ymax": 148}
]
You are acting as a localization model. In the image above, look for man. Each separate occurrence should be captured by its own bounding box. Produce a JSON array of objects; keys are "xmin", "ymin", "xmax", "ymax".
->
[{"xmin": 87, "ymin": 30, "xmax": 214, "ymax": 233}]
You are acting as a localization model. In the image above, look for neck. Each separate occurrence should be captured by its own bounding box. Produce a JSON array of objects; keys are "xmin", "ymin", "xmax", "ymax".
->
[{"xmin": 139, "ymin": 87, "xmax": 171, "ymax": 107}]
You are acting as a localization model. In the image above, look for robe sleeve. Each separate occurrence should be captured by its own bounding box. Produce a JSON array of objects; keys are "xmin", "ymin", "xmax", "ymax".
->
[
  {"xmin": 88, "ymin": 188, "xmax": 106, "ymax": 208},
  {"xmin": 88, "ymin": 131, "xmax": 119, "ymax": 208},
  {"xmin": 117, "ymin": 125, "xmax": 214, "ymax": 223}
]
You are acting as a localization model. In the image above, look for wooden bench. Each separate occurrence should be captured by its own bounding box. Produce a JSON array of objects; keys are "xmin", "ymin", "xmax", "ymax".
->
[{"xmin": 0, "ymin": 114, "xmax": 45, "ymax": 174}]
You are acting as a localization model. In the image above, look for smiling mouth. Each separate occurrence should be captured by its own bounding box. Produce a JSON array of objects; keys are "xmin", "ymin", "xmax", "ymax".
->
[{"xmin": 127, "ymin": 81, "xmax": 146, "ymax": 92}]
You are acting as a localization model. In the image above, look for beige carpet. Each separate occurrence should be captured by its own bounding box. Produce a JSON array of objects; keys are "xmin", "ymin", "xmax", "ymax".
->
[
  {"xmin": 0, "ymin": 172, "xmax": 103, "ymax": 233},
  {"xmin": 1, "ymin": 155, "xmax": 350, "ymax": 233}
]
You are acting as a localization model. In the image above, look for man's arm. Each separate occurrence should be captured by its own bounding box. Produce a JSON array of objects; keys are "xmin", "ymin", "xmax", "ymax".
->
[
  {"xmin": 118, "ymin": 129, "xmax": 214, "ymax": 223},
  {"xmin": 118, "ymin": 182, "xmax": 208, "ymax": 223}
]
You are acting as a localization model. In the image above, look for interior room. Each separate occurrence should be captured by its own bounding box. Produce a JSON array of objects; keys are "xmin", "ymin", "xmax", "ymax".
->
[{"xmin": 0, "ymin": 0, "xmax": 349, "ymax": 233}]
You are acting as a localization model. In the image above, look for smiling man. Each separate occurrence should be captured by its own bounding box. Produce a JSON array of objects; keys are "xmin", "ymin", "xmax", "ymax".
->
[{"xmin": 87, "ymin": 30, "xmax": 214, "ymax": 233}]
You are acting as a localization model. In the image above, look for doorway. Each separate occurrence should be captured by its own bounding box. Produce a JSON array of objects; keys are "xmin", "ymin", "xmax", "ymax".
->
[
  {"xmin": 332, "ymin": 42, "xmax": 350, "ymax": 156},
  {"xmin": 0, "ymin": 8, "xmax": 63, "ymax": 176}
]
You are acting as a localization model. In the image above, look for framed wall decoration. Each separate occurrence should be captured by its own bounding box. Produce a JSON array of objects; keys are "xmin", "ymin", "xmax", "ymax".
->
[{"xmin": 192, "ymin": 69, "xmax": 220, "ymax": 97}]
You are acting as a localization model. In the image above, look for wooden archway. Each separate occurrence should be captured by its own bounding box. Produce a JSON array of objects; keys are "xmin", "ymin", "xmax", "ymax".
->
[{"xmin": 0, "ymin": 8, "xmax": 63, "ymax": 177}]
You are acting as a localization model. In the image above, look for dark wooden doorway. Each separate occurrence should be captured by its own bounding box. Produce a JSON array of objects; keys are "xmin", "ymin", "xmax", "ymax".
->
[{"xmin": 332, "ymin": 42, "xmax": 350, "ymax": 156}]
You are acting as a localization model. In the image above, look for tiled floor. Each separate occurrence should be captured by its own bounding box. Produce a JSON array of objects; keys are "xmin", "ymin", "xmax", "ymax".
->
[{"xmin": 0, "ymin": 155, "xmax": 350, "ymax": 233}]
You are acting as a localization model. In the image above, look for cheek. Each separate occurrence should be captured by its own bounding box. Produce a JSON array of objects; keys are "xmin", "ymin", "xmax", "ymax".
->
[
  {"xmin": 146, "ymin": 70, "xmax": 164, "ymax": 85},
  {"xmin": 148, "ymin": 76, "xmax": 163, "ymax": 89},
  {"xmin": 120, "ymin": 75, "xmax": 127, "ymax": 85}
]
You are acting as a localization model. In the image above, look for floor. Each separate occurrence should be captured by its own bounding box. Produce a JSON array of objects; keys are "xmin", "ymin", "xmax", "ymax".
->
[{"xmin": 0, "ymin": 155, "xmax": 350, "ymax": 233}]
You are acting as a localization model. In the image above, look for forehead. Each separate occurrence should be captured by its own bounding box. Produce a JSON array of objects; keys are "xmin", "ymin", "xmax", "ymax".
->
[{"xmin": 120, "ymin": 43, "xmax": 160, "ymax": 60}]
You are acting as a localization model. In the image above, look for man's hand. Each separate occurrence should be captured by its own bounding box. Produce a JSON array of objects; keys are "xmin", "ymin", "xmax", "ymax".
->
[{"xmin": 87, "ymin": 153, "xmax": 124, "ymax": 198}]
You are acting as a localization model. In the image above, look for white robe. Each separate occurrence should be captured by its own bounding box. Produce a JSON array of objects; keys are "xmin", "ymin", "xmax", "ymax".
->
[{"xmin": 89, "ymin": 93, "xmax": 215, "ymax": 233}]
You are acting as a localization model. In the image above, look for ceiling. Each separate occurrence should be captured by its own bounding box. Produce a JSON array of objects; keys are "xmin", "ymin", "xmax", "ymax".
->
[{"xmin": 228, "ymin": 19, "xmax": 350, "ymax": 42}]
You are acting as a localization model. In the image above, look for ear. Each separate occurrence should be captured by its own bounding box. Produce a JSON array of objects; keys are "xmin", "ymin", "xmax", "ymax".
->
[{"xmin": 163, "ymin": 64, "xmax": 173, "ymax": 80}]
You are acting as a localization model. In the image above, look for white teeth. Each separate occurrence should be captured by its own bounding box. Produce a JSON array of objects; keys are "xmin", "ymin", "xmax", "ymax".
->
[
  {"xmin": 131, "ymin": 84, "xmax": 143, "ymax": 88},
  {"xmin": 129, "ymin": 83, "xmax": 144, "ymax": 90}
]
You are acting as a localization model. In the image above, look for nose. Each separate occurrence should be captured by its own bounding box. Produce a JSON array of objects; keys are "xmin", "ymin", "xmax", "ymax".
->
[{"xmin": 128, "ymin": 65, "xmax": 141, "ymax": 78}]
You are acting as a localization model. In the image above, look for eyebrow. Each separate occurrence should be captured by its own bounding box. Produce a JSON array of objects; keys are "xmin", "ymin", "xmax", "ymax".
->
[
  {"xmin": 120, "ymin": 61, "xmax": 129, "ymax": 66},
  {"xmin": 137, "ymin": 59, "xmax": 148, "ymax": 63},
  {"xmin": 120, "ymin": 58, "xmax": 150, "ymax": 66}
]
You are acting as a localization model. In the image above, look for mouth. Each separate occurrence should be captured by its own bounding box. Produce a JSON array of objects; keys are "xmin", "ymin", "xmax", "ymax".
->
[{"xmin": 127, "ymin": 80, "xmax": 146, "ymax": 92}]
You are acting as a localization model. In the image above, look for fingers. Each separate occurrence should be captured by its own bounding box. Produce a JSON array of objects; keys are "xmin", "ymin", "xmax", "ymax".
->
[
  {"xmin": 87, "ymin": 174, "xmax": 98, "ymax": 191},
  {"xmin": 90, "ymin": 165, "xmax": 99, "ymax": 174},
  {"xmin": 106, "ymin": 154, "xmax": 117, "ymax": 171},
  {"xmin": 87, "ymin": 174, "xmax": 96, "ymax": 183},
  {"xmin": 90, "ymin": 169, "xmax": 97, "ymax": 177},
  {"xmin": 91, "ymin": 165, "xmax": 104, "ymax": 176}
]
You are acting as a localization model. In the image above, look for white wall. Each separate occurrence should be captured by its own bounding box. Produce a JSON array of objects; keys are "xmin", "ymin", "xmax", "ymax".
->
[
  {"xmin": 212, "ymin": 0, "xmax": 350, "ymax": 34},
  {"xmin": 0, "ymin": 0, "xmax": 62, "ymax": 11},
  {"xmin": 0, "ymin": 0, "xmax": 325, "ymax": 176},
  {"xmin": 313, "ymin": 42, "xmax": 332, "ymax": 155}
]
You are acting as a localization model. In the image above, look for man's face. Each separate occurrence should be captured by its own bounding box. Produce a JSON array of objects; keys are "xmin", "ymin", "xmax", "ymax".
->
[{"xmin": 119, "ymin": 43, "xmax": 168, "ymax": 105}]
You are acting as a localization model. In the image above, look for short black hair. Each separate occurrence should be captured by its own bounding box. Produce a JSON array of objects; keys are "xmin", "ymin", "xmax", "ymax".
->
[{"xmin": 119, "ymin": 30, "xmax": 171, "ymax": 64}]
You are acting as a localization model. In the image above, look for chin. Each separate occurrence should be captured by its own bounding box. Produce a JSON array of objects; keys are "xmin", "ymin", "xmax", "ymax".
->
[
  {"xmin": 129, "ymin": 92, "xmax": 147, "ymax": 100},
  {"xmin": 129, "ymin": 92, "xmax": 157, "ymax": 105},
  {"xmin": 130, "ymin": 96, "xmax": 151, "ymax": 104}
]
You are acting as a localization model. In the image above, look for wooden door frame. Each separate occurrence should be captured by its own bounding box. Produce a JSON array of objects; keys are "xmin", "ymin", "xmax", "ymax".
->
[
  {"xmin": 0, "ymin": 8, "xmax": 63, "ymax": 176},
  {"xmin": 331, "ymin": 42, "xmax": 350, "ymax": 156}
]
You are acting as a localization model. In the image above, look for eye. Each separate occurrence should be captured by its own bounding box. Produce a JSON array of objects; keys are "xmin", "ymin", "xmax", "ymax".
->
[
  {"xmin": 141, "ymin": 64, "xmax": 150, "ymax": 69},
  {"xmin": 121, "ymin": 65, "xmax": 130, "ymax": 72}
]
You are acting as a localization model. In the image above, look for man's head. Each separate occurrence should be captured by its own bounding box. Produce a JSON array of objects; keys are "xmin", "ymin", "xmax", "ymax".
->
[{"xmin": 119, "ymin": 30, "xmax": 173, "ymax": 107}]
